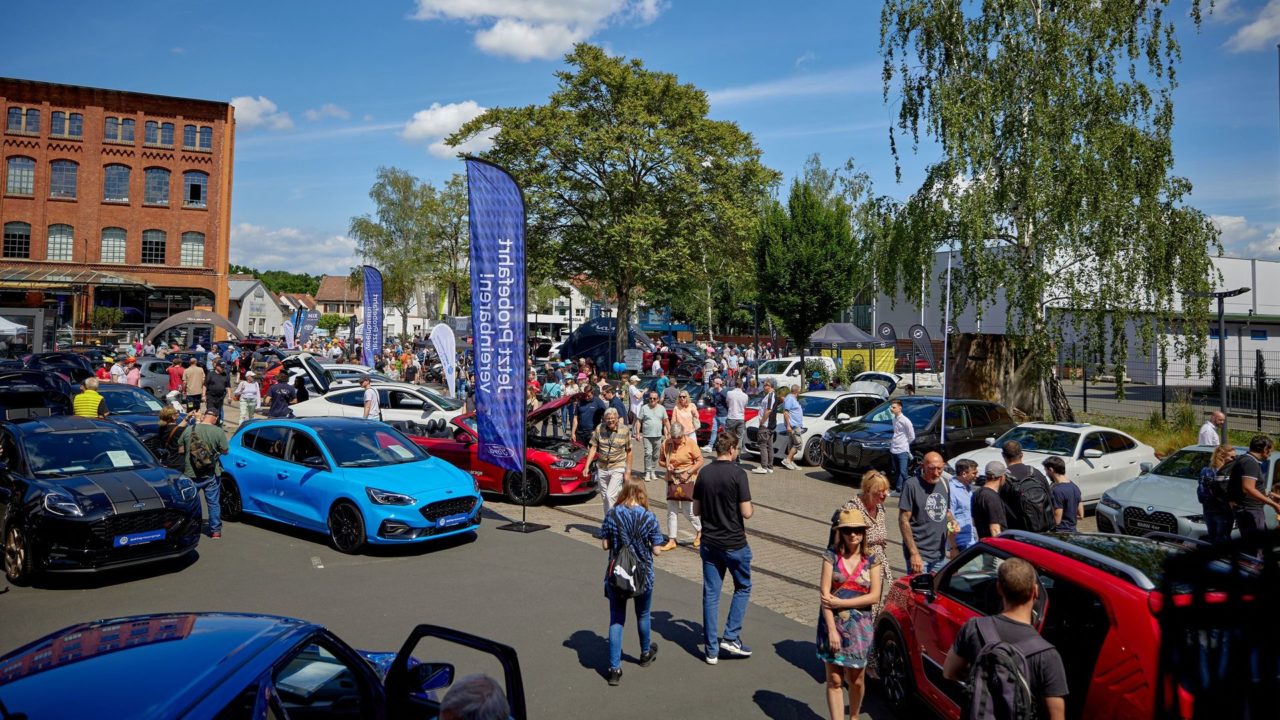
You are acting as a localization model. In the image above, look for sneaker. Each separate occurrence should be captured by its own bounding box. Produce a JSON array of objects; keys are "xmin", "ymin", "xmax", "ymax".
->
[
  {"xmin": 704, "ymin": 653, "xmax": 719, "ymax": 665},
  {"xmin": 751, "ymin": 467, "xmax": 769, "ymax": 474},
  {"xmin": 638, "ymin": 642, "xmax": 659, "ymax": 667},
  {"xmin": 607, "ymin": 667, "xmax": 622, "ymax": 686},
  {"xmin": 700, "ymin": 446, "xmax": 712, "ymax": 454},
  {"xmin": 719, "ymin": 638, "xmax": 752, "ymax": 657},
  {"xmin": 889, "ymin": 490, "xmax": 901, "ymax": 498},
  {"xmin": 210, "ymin": 532, "xmax": 222, "ymax": 539},
  {"xmin": 658, "ymin": 539, "xmax": 677, "ymax": 552},
  {"xmin": 768, "ymin": 468, "xmax": 775, "ymax": 474},
  {"xmin": 782, "ymin": 460, "xmax": 797, "ymax": 471}
]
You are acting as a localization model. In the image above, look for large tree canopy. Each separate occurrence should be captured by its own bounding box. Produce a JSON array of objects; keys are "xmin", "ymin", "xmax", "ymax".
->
[
  {"xmin": 448, "ymin": 43, "xmax": 778, "ymax": 359},
  {"xmin": 876, "ymin": 0, "xmax": 1220, "ymax": 418}
]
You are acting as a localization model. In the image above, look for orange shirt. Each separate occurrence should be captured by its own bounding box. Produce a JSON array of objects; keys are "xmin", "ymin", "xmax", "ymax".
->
[{"xmin": 661, "ymin": 437, "xmax": 701, "ymax": 478}]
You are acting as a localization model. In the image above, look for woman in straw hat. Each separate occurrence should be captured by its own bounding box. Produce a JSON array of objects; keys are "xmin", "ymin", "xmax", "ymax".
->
[{"xmin": 817, "ymin": 507, "xmax": 882, "ymax": 720}]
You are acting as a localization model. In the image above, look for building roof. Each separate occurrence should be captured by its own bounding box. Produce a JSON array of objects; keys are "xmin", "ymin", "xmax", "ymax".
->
[
  {"xmin": 0, "ymin": 266, "xmax": 152, "ymax": 291},
  {"xmin": 0, "ymin": 77, "xmax": 231, "ymax": 119},
  {"xmin": 280, "ymin": 293, "xmax": 317, "ymax": 310},
  {"xmin": 315, "ymin": 276, "xmax": 360, "ymax": 303},
  {"xmin": 227, "ymin": 279, "xmax": 264, "ymax": 302}
]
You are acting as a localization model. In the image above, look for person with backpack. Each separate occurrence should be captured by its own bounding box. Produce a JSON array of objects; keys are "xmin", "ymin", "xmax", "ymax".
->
[
  {"xmin": 943, "ymin": 557, "xmax": 1068, "ymax": 720},
  {"xmin": 1227, "ymin": 435, "xmax": 1280, "ymax": 542},
  {"xmin": 817, "ymin": 508, "xmax": 882, "ymax": 720},
  {"xmin": 1198, "ymin": 444, "xmax": 1237, "ymax": 543},
  {"xmin": 998, "ymin": 441, "xmax": 1054, "ymax": 533},
  {"xmin": 599, "ymin": 479, "xmax": 666, "ymax": 686},
  {"xmin": 180, "ymin": 410, "xmax": 229, "ymax": 539}
]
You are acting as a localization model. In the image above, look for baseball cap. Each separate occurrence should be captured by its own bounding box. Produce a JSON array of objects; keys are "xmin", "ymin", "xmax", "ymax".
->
[{"xmin": 984, "ymin": 460, "xmax": 1006, "ymax": 478}]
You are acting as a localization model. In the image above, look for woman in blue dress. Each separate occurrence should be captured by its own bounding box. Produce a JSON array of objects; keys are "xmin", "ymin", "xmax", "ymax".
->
[{"xmin": 816, "ymin": 508, "xmax": 882, "ymax": 720}]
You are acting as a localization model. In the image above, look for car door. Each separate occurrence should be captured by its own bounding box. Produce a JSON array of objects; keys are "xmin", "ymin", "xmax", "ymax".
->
[
  {"xmin": 941, "ymin": 405, "xmax": 971, "ymax": 457},
  {"xmin": 270, "ymin": 428, "xmax": 333, "ymax": 531},
  {"xmin": 429, "ymin": 419, "xmax": 477, "ymax": 473},
  {"xmin": 320, "ymin": 389, "xmax": 366, "ymax": 418},
  {"xmin": 231, "ymin": 425, "xmax": 291, "ymax": 517},
  {"xmin": 1078, "ymin": 432, "xmax": 1118, "ymax": 493},
  {"xmin": 384, "ymin": 390, "xmax": 430, "ymax": 423},
  {"xmin": 1102, "ymin": 431, "xmax": 1144, "ymax": 486}
]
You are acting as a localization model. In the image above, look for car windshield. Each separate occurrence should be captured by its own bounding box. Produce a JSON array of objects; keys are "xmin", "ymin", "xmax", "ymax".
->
[
  {"xmin": 797, "ymin": 395, "xmax": 835, "ymax": 417},
  {"xmin": 994, "ymin": 427, "xmax": 1078, "ymax": 456},
  {"xmin": 861, "ymin": 399, "xmax": 937, "ymax": 427},
  {"xmin": 26, "ymin": 428, "xmax": 154, "ymax": 475},
  {"xmin": 313, "ymin": 425, "xmax": 428, "ymax": 468},
  {"xmin": 757, "ymin": 360, "xmax": 792, "ymax": 375},
  {"xmin": 1151, "ymin": 449, "xmax": 1212, "ymax": 480},
  {"xmin": 300, "ymin": 356, "xmax": 333, "ymax": 391},
  {"xmin": 420, "ymin": 387, "xmax": 464, "ymax": 411},
  {"xmin": 102, "ymin": 389, "xmax": 163, "ymax": 414}
]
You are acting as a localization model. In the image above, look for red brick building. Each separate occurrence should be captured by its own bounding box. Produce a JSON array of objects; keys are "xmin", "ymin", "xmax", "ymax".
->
[{"xmin": 0, "ymin": 77, "xmax": 234, "ymax": 351}]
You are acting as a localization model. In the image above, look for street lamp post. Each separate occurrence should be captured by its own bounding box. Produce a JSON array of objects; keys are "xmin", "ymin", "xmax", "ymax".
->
[{"xmin": 1189, "ymin": 287, "xmax": 1250, "ymax": 437}]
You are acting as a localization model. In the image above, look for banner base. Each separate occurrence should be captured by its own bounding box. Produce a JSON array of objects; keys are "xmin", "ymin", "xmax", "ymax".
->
[{"xmin": 496, "ymin": 521, "xmax": 549, "ymax": 534}]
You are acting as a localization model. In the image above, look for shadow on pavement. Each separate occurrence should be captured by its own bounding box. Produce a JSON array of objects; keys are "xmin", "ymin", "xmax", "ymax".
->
[
  {"xmin": 563, "ymin": 629, "xmax": 610, "ymax": 679},
  {"xmin": 774, "ymin": 638, "xmax": 825, "ymax": 684},
  {"xmin": 231, "ymin": 514, "xmax": 478, "ymax": 557},
  {"xmin": 563, "ymin": 523, "xmax": 600, "ymax": 537},
  {"xmin": 649, "ymin": 610, "xmax": 705, "ymax": 659},
  {"xmin": 30, "ymin": 551, "xmax": 199, "ymax": 591},
  {"xmin": 752, "ymin": 689, "xmax": 824, "ymax": 720}
]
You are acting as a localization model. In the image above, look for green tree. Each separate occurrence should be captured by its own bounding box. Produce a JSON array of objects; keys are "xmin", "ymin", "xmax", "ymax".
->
[
  {"xmin": 91, "ymin": 306, "xmax": 124, "ymax": 330},
  {"xmin": 349, "ymin": 168, "xmax": 435, "ymax": 339},
  {"xmin": 229, "ymin": 265, "xmax": 320, "ymax": 296},
  {"xmin": 876, "ymin": 0, "xmax": 1220, "ymax": 419},
  {"xmin": 317, "ymin": 313, "xmax": 346, "ymax": 335},
  {"xmin": 425, "ymin": 174, "xmax": 470, "ymax": 316},
  {"xmin": 449, "ymin": 44, "xmax": 778, "ymax": 360}
]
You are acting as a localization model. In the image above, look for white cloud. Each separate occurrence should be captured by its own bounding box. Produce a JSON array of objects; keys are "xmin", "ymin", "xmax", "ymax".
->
[
  {"xmin": 231, "ymin": 96, "xmax": 294, "ymax": 130},
  {"xmin": 410, "ymin": 0, "xmax": 668, "ymax": 61},
  {"xmin": 794, "ymin": 51, "xmax": 816, "ymax": 69},
  {"xmin": 1226, "ymin": 0, "xmax": 1280, "ymax": 51},
  {"xmin": 362, "ymin": 113, "xmax": 376, "ymax": 122},
  {"xmin": 230, "ymin": 223, "xmax": 358, "ymax": 274},
  {"xmin": 401, "ymin": 101, "xmax": 496, "ymax": 158},
  {"xmin": 303, "ymin": 103, "xmax": 350, "ymax": 122},
  {"xmin": 708, "ymin": 64, "xmax": 880, "ymax": 107},
  {"xmin": 1212, "ymin": 214, "xmax": 1280, "ymax": 259},
  {"xmin": 170, "ymin": 47, "xmax": 186, "ymax": 55}
]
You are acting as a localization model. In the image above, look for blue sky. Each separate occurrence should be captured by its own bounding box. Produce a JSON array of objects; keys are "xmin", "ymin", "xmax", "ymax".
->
[{"xmin": 4, "ymin": 0, "xmax": 1278, "ymax": 275}]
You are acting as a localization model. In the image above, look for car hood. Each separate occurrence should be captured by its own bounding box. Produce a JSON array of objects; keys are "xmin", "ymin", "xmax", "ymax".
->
[
  {"xmin": 109, "ymin": 413, "xmax": 162, "ymax": 438},
  {"xmin": 829, "ymin": 422, "xmax": 894, "ymax": 442},
  {"xmin": 1107, "ymin": 473, "xmax": 1199, "ymax": 513},
  {"xmin": 954, "ymin": 446, "xmax": 1065, "ymax": 468},
  {"xmin": 342, "ymin": 457, "xmax": 477, "ymax": 498},
  {"xmin": 527, "ymin": 433, "xmax": 586, "ymax": 460},
  {"xmin": 46, "ymin": 466, "xmax": 186, "ymax": 513}
]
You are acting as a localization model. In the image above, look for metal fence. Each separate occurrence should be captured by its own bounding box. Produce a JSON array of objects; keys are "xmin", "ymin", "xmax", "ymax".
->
[{"xmin": 1055, "ymin": 346, "xmax": 1280, "ymax": 435}]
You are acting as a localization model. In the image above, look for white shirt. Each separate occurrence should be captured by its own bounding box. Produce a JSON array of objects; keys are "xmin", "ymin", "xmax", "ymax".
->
[
  {"xmin": 1198, "ymin": 421, "xmax": 1220, "ymax": 446},
  {"xmin": 109, "ymin": 364, "xmax": 126, "ymax": 383},
  {"xmin": 628, "ymin": 384, "xmax": 643, "ymax": 415},
  {"xmin": 891, "ymin": 412, "xmax": 915, "ymax": 454},
  {"xmin": 363, "ymin": 387, "xmax": 381, "ymax": 418},
  {"xmin": 726, "ymin": 387, "xmax": 748, "ymax": 420},
  {"xmin": 651, "ymin": 358, "xmax": 662, "ymax": 374}
]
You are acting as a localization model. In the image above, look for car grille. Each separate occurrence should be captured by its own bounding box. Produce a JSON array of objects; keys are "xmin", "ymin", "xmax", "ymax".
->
[
  {"xmin": 91, "ymin": 510, "xmax": 189, "ymax": 543},
  {"xmin": 419, "ymin": 497, "xmax": 477, "ymax": 522},
  {"xmin": 1096, "ymin": 512, "xmax": 1116, "ymax": 534},
  {"xmin": 1122, "ymin": 507, "xmax": 1178, "ymax": 536}
]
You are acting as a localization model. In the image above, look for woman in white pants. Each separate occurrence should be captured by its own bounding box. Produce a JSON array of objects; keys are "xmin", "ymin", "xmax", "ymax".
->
[
  {"xmin": 659, "ymin": 423, "xmax": 703, "ymax": 550},
  {"xmin": 234, "ymin": 371, "xmax": 261, "ymax": 423}
]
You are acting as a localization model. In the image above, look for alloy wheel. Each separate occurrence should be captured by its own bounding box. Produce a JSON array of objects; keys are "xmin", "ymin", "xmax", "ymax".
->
[
  {"xmin": 220, "ymin": 475, "xmax": 243, "ymax": 520},
  {"xmin": 5, "ymin": 525, "xmax": 31, "ymax": 585},
  {"xmin": 877, "ymin": 629, "xmax": 912, "ymax": 711},
  {"xmin": 327, "ymin": 502, "xmax": 365, "ymax": 554},
  {"xmin": 506, "ymin": 468, "xmax": 548, "ymax": 506}
]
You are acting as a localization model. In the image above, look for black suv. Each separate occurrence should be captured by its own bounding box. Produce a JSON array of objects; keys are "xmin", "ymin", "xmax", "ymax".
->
[{"xmin": 820, "ymin": 396, "xmax": 1016, "ymax": 480}]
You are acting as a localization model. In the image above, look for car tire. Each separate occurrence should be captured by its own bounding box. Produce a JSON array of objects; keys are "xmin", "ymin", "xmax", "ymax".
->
[
  {"xmin": 327, "ymin": 501, "xmax": 366, "ymax": 554},
  {"xmin": 220, "ymin": 474, "xmax": 242, "ymax": 521},
  {"xmin": 803, "ymin": 437, "xmax": 823, "ymax": 466},
  {"xmin": 506, "ymin": 468, "xmax": 549, "ymax": 506},
  {"xmin": 876, "ymin": 624, "xmax": 915, "ymax": 715},
  {"xmin": 4, "ymin": 524, "xmax": 34, "ymax": 586}
]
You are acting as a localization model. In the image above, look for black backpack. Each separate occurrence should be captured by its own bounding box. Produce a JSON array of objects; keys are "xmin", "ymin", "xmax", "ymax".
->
[
  {"xmin": 966, "ymin": 616, "xmax": 1055, "ymax": 720},
  {"xmin": 186, "ymin": 427, "xmax": 217, "ymax": 476},
  {"xmin": 1003, "ymin": 465, "xmax": 1054, "ymax": 533},
  {"xmin": 608, "ymin": 542, "xmax": 647, "ymax": 598}
]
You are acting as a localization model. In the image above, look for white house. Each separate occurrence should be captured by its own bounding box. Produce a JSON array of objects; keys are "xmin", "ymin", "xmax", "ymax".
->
[{"xmin": 227, "ymin": 277, "xmax": 288, "ymax": 337}]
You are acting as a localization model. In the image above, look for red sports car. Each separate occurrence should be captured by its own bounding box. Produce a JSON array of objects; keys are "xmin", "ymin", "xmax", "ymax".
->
[
  {"xmin": 405, "ymin": 395, "xmax": 595, "ymax": 506},
  {"xmin": 876, "ymin": 531, "xmax": 1197, "ymax": 720}
]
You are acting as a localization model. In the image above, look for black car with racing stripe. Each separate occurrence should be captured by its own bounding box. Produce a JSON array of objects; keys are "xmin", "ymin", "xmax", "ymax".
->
[{"xmin": 0, "ymin": 415, "xmax": 202, "ymax": 584}]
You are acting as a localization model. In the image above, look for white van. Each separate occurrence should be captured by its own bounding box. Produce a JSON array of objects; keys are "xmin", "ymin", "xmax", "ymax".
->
[{"xmin": 755, "ymin": 355, "xmax": 838, "ymax": 390}]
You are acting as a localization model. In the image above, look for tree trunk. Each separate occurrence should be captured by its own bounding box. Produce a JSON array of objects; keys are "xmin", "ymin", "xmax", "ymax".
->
[
  {"xmin": 950, "ymin": 333, "xmax": 1043, "ymax": 420},
  {"xmin": 1044, "ymin": 371, "xmax": 1075, "ymax": 422},
  {"xmin": 615, "ymin": 286, "xmax": 631, "ymax": 376}
]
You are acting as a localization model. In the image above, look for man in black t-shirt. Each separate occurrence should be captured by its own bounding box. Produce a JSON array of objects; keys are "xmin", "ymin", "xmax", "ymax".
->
[
  {"xmin": 1228, "ymin": 435, "xmax": 1280, "ymax": 541},
  {"xmin": 266, "ymin": 379, "xmax": 297, "ymax": 418},
  {"xmin": 204, "ymin": 361, "xmax": 230, "ymax": 424},
  {"xmin": 693, "ymin": 430, "xmax": 754, "ymax": 665},
  {"xmin": 972, "ymin": 461, "xmax": 1008, "ymax": 539},
  {"xmin": 944, "ymin": 558, "xmax": 1068, "ymax": 720}
]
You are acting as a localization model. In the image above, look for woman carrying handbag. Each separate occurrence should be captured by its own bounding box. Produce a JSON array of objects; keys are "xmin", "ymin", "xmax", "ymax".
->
[
  {"xmin": 659, "ymin": 422, "xmax": 703, "ymax": 550},
  {"xmin": 599, "ymin": 479, "xmax": 666, "ymax": 686},
  {"xmin": 817, "ymin": 508, "xmax": 882, "ymax": 720}
]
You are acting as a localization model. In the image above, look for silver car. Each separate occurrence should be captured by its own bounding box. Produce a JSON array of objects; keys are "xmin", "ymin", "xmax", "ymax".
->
[{"xmin": 1097, "ymin": 444, "xmax": 1279, "ymax": 540}]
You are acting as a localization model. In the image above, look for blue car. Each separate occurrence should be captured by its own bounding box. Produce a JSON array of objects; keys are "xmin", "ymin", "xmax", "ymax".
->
[
  {"xmin": 0, "ymin": 612, "xmax": 527, "ymax": 719},
  {"xmin": 220, "ymin": 418, "xmax": 482, "ymax": 553},
  {"xmin": 97, "ymin": 383, "xmax": 166, "ymax": 440}
]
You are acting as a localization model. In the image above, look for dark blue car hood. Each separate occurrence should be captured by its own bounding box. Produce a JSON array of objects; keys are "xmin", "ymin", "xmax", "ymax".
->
[
  {"xmin": 829, "ymin": 421, "xmax": 894, "ymax": 442},
  {"xmin": 110, "ymin": 413, "xmax": 162, "ymax": 438},
  {"xmin": 39, "ymin": 465, "xmax": 186, "ymax": 514}
]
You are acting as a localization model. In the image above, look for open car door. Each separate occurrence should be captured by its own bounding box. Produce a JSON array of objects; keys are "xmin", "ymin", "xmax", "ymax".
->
[{"xmin": 385, "ymin": 624, "xmax": 526, "ymax": 720}]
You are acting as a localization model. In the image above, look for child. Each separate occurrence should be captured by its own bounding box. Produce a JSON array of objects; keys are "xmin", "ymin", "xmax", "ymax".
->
[
  {"xmin": 1044, "ymin": 456, "xmax": 1083, "ymax": 532},
  {"xmin": 817, "ymin": 508, "xmax": 882, "ymax": 720}
]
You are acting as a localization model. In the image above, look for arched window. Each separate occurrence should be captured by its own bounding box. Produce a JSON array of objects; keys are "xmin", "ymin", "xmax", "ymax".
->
[
  {"xmin": 50, "ymin": 112, "xmax": 82, "ymax": 138},
  {"xmin": 160, "ymin": 122, "xmax": 174, "ymax": 146},
  {"xmin": 25, "ymin": 109, "xmax": 39, "ymax": 133},
  {"xmin": 144, "ymin": 167, "xmax": 170, "ymax": 205},
  {"xmin": 141, "ymin": 229, "xmax": 166, "ymax": 264},
  {"xmin": 100, "ymin": 228, "xmax": 126, "ymax": 263},
  {"xmin": 3, "ymin": 222, "xmax": 31, "ymax": 259},
  {"xmin": 46, "ymin": 224, "xmax": 73, "ymax": 261},
  {"xmin": 183, "ymin": 124, "xmax": 197, "ymax": 148},
  {"xmin": 144, "ymin": 120, "xmax": 159, "ymax": 144},
  {"xmin": 5, "ymin": 156, "xmax": 35, "ymax": 195},
  {"xmin": 183, "ymin": 170, "xmax": 208, "ymax": 208},
  {"xmin": 104, "ymin": 117, "xmax": 135, "ymax": 143},
  {"xmin": 103, "ymin": 164, "xmax": 130, "ymax": 202},
  {"xmin": 198, "ymin": 126, "xmax": 213, "ymax": 150},
  {"xmin": 49, "ymin": 160, "xmax": 77, "ymax": 199},
  {"xmin": 180, "ymin": 232, "xmax": 205, "ymax": 267}
]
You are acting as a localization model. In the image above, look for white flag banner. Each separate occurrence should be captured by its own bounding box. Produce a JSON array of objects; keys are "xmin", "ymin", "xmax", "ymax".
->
[{"xmin": 430, "ymin": 323, "xmax": 458, "ymax": 398}]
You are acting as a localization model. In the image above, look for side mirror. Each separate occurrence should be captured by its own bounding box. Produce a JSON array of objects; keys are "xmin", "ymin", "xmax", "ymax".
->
[
  {"xmin": 836, "ymin": 413, "xmax": 851, "ymax": 423},
  {"xmin": 1139, "ymin": 462, "xmax": 1153, "ymax": 474},
  {"xmin": 1083, "ymin": 448, "xmax": 1104, "ymax": 459},
  {"xmin": 984, "ymin": 437, "xmax": 996, "ymax": 447},
  {"xmin": 304, "ymin": 456, "xmax": 327, "ymax": 469},
  {"xmin": 408, "ymin": 662, "xmax": 455, "ymax": 693},
  {"xmin": 909, "ymin": 572, "xmax": 936, "ymax": 602}
]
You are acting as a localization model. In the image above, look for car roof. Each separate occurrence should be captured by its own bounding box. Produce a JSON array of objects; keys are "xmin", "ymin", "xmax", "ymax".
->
[
  {"xmin": 236, "ymin": 416, "xmax": 376, "ymax": 433},
  {"xmin": 1017, "ymin": 421, "xmax": 1114, "ymax": 433},
  {"xmin": 3, "ymin": 415, "xmax": 119, "ymax": 436},
  {"xmin": 994, "ymin": 530, "xmax": 1188, "ymax": 591},
  {"xmin": 329, "ymin": 381, "xmax": 420, "ymax": 393},
  {"xmin": 96, "ymin": 383, "xmax": 151, "ymax": 395}
]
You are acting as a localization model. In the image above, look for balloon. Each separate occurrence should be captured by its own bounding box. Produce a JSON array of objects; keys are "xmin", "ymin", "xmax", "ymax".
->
[{"xmin": 612, "ymin": 361, "xmax": 626, "ymax": 373}]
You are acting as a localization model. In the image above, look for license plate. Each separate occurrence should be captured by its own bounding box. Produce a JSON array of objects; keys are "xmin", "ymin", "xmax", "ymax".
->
[
  {"xmin": 1127, "ymin": 519, "xmax": 1165, "ymax": 534},
  {"xmin": 113, "ymin": 529, "xmax": 166, "ymax": 547},
  {"xmin": 436, "ymin": 513, "xmax": 469, "ymax": 528}
]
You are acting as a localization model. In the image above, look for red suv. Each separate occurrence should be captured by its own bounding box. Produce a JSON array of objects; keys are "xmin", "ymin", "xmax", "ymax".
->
[{"xmin": 876, "ymin": 531, "xmax": 1194, "ymax": 720}]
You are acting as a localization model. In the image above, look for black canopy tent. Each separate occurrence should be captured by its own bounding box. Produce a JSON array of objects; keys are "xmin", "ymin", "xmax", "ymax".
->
[
  {"xmin": 144, "ymin": 309, "xmax": 245, "ymax": 345},
  {"xmin": 806, "ymin": 323, "xmax": 892, "ymax": 350}
]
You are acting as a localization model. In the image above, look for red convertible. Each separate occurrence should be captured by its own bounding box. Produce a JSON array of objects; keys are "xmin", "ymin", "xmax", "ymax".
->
[{"xmin": 402, "ymin": 395, "xmax": 596, "ymax": 506}]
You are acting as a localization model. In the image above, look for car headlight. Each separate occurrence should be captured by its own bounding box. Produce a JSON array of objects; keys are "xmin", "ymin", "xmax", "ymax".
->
[
  {"xmin": 176, "ymin": 477, "xmax": 198, "ymax": 502},
  {"xmin": 43, "ymin": 491, "xmax": 84, "ymax": 517},
  {"xmin": 550, "ymin": 459, "xmax": 577, "ymax": 469},
  {"xmin": 1099, "ymin": 493, "xmax": 1122, "ymax": 510},
  {"xmin": 366, "ymin": 487, "xmax": 416, "ymax": 506}
]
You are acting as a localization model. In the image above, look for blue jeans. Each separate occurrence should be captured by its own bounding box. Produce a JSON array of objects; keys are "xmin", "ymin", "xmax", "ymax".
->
[
  {"xmin": 1203, "ymin": 506, "xmax": 1234, "ymax": 543},
  {"xmin": 890, "ymin": 452, "xmax": 911, "ymax": 492},
  {"xmin": 708, "ymin": 416, "xmax": 725, "ymax": 448},
  {"xmin": 904, "ymin": 549, "xmax": 947, "ymax": 575},
  {"xmin": 607, "ymin": 587, "xmax": 653, "ymax": 670},
  {"xmin": 195, "ymin": 475, "xmax": 221, "ymax": 533},
  {"xmin": 701, "ymin": 544, "xmax": 752, "ymax": 658}
]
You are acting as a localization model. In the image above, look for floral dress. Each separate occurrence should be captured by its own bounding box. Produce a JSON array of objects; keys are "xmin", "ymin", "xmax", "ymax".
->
[
  {"xmin": 815, "ymin": 550, "xmax": 879, "ymax": 669},
  {"xmin": 842, "ymin": 496, "xmax": 892, "ymax": 616}
]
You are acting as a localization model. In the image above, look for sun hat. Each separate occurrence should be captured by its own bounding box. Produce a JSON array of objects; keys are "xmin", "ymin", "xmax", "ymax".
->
[
  {"xmin": 576, "ymin": 372, "xmax": 587, "ymax": 380},
  {"xmin": 833, "ymin": 508, "xmax": 869, "ymax": 529}
]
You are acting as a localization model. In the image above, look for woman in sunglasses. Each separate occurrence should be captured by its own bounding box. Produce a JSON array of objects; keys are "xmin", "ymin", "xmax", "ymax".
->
[{"xmin": 816, "ymin": 508, "xmax": 882, "ymax": 720}]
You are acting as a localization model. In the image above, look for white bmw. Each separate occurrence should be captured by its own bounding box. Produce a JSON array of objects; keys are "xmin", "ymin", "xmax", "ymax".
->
[{"xmin": 291, "ymin": 381, "xmax": 465, "ymax": 425}]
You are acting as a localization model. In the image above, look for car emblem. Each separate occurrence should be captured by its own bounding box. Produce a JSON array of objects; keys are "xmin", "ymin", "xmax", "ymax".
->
[
  {"xmin": 132, "ymin": 502, "xmax": 146, "ymax": 510},
  {"xmin": 1145, "ymin": 505, "xmax": 1155, "ymax": 514}
]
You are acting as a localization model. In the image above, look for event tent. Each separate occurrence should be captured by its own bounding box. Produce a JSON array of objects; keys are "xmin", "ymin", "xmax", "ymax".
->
[{"xmin": 807, "ymin": 323, "xmax": 892, "ymax": 349}]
